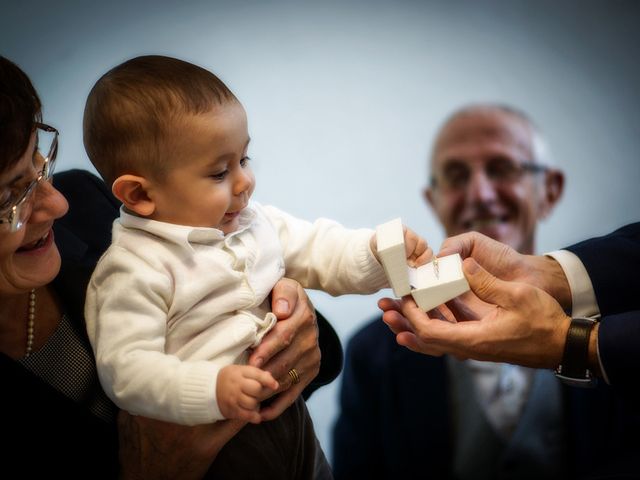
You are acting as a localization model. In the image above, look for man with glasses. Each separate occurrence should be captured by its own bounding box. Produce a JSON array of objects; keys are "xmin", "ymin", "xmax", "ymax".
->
[
  {"xmin": 333, "ymin": 104, "xmax": 567, "ymax": 479},
  {"xmin": 0, "ymin": 123, "xmax": 58, "ymax": 232}
]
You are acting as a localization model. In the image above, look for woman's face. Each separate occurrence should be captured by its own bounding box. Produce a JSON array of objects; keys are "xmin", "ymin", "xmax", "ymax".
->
[{"xmin": 0, "ymin": 131, "xmax": 68, "ymax": 295}]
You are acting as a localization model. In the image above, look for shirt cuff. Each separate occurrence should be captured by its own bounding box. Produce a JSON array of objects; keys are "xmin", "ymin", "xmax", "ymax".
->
[
  {"xmin": 546, "ymin": 249, "xmax": 610, "ymax": 384},
  {"xmin": 545, "ymin": 250, "xmax": 600, "ymax": 318}
]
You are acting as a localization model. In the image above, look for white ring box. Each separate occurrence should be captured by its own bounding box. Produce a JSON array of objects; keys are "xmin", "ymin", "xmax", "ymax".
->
[{"xmin": 376, "ymin": 218, "xmax": 470, "ymax": 311}]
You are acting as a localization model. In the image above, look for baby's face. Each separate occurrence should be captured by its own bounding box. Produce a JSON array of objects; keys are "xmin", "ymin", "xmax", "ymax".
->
[{"xmin": 149, "ymin": 101, "xmax": 255, "ymax": 234}]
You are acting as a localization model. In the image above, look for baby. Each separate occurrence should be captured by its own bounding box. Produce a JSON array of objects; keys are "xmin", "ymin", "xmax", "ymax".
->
[{"xmin": 83, "ymin": 55, "xmax": 430, "ymax": 430}]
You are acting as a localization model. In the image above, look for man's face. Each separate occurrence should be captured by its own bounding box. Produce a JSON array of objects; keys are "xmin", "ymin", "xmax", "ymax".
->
[
  {"xmin": 148, "ymin": 101, "xmax": 255, "ymax": 234},
  {"xmin": 425, "ymin": 109, "xmax": 558, "ymax": 254}
]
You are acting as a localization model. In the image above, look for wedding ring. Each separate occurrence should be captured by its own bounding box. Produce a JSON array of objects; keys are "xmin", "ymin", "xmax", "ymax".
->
[{"xmin": 288, "ymin": 368, "xmax": 300, "ymax": 385}]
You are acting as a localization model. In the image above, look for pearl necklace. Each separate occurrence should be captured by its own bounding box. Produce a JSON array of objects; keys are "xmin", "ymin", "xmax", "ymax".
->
[{"xmin": 25, "ymin": 288, "xmax": 36, "ymax": 357}]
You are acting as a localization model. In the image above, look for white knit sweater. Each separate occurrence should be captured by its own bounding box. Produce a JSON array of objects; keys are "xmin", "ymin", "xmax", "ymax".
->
[{"xmin": 85, "ymin": 202, "xmax": 387, "ymax": 425}]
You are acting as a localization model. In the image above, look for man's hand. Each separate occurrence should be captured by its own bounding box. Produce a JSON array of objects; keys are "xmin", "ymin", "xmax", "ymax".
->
[
  {"xmin": 247, "ymin": 278, "xmax": 321, "ymax": 421},
  {"xmin": 439, "ymin": 231, "xmax": 573, "ymax": 309},
  {"xmin": 118, "ymin": 411, "xmax": 245, "ymax": 480},
  {"xmin": 380, "ymin": 257, "xmax": 572, "ymax": 369}
]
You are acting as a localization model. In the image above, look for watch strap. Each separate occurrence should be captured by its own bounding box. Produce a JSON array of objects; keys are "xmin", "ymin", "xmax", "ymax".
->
[{"xmin": 555, "ymin": 317, "xmax": 597, "ymax": 387}]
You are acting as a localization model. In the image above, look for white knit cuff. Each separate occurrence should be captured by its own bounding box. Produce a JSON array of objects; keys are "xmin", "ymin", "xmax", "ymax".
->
[{"xmin": 179, "ymin": 361, "xmax": 223, "ymax": 425}]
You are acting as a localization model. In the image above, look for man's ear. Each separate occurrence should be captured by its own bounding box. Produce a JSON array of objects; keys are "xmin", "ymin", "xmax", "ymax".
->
[
  {"xmin": 538, "ymin": 168, "xmax": 565, "ymax": 219},
  {"xmin": 423, "ymin": 185, "xmax": 436, "ymax": 210},
  {"xmin": 112, "ymin": 174, "xmax": 156, "ymax": 217}
]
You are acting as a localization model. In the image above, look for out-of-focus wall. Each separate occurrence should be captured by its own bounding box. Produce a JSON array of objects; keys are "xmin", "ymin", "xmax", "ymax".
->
[{"xmin": 4, "ymin": 0, "xmax": 639, "ymax": 463}]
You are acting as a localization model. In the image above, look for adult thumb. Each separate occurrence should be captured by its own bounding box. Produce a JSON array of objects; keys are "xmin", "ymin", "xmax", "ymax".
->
[{"xmin": 462, "ymin": 257, "xmax": 512, "ymax": 307}]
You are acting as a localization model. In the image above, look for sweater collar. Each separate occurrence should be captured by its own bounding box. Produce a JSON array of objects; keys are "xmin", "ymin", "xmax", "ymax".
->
[{"xmin": 117, "ymin": 204, "xmax": 257, "ymax": 251}]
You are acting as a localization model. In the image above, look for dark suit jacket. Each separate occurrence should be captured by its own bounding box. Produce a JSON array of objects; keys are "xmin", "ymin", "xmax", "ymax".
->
[
  {"xmin": 563, "ymin": 222, "xmax": 640, "ymax": 479},
  {"xmin": 334, "ymin": 319, "xmax": 640, "ymax": 479},
  {"xmin": 333, "ymin": 319, "xmax": 453, "ymax": 479},
  {"xmin": 334, "ymin": 223, "xmax": 640, "ymax": 479},
  {"xmin": 566, "ymin": 222, "xmax": 640, "ymax": 388},
  {"xmin": 334, "ymin": 321, "xmax": 569, "ymax": 480}
]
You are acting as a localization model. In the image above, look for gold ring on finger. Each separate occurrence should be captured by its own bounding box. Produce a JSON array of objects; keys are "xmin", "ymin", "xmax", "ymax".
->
[{"xmin": 288, "ymin": 368, "xmax": 300, "ymax": 385}]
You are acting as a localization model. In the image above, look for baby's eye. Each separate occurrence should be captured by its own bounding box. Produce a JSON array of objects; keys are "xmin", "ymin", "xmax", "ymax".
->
[
  {"xmin": 240, "ymin": 156, "xmax": 251, "ymax": 167},
  {"xmin": 210, "ymin": 169, "xmax": 229, "ymax": 181}
]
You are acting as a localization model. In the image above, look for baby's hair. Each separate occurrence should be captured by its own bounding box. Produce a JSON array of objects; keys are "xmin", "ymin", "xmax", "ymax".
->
[{"xmin": 83, "ymin": 55, "xmax": 238, "ymax": 185}]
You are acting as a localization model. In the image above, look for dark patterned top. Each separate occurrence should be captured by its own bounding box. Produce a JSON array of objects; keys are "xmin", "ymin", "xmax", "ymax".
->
[{"xmin": 18, "ymin": 313, "xmax": 116, "ymax": 423}]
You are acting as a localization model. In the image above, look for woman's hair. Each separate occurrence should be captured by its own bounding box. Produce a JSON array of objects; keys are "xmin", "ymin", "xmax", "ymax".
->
[
  {"xmin": 83, "ymin": 55, "xmax": 238, "ymax": 186},
  {"xmin": 0, "ymin": 56, "xmax": 42, "ymax": 174}
]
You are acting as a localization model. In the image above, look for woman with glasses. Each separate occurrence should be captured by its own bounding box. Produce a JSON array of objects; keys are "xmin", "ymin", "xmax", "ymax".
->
[{"xmin": 0, "ymin": 56, "xmax": 340, "ymax": 478}]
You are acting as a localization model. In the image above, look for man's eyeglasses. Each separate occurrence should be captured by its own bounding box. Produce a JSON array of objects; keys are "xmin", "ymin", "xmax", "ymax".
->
[
  {"xmin": 431, "ymin": 157, "xmax": 547, "ymax": 191},
  {"xmin": 0, "ymin": 123, "xmax": 59, "ymax": 232}
]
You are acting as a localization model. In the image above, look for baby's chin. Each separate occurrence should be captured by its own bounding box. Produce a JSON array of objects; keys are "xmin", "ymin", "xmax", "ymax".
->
[{"xmin": 219, "ymin": 218, "xmax": 241, "ymax": 235}]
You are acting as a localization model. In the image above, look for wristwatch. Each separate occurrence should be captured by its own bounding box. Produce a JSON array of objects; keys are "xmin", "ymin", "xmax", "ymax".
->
[{"xmin": 555, "ymin": 317, "xmax": 598, "ymax": 387}]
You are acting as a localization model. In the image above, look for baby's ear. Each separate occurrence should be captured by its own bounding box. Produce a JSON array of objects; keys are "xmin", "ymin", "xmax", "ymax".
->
[{"xmin": 112, "ymin": 174, "xmax": 156, "ymax": 217}]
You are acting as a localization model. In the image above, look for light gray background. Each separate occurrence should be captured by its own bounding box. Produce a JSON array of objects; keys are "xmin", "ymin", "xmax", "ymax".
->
[{"xmin": 4, "ymin": 0, "xmax": 639, "ymax": 464}]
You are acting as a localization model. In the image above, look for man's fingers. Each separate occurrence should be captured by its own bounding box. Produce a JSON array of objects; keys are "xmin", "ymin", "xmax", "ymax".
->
[
  {"xmin": 250, "ymin": 281, "xmax": 315, "ymax": 371},
  {"xmin": 463, "ymin": 257, "xmax": 513, "ymax": 307},
  {"xmin": 396, "ymin": 332, "xmax": 446, "ymax": 357},
  {"xmin": 378, "ymin": 297, "xmax": 402, "ymax": 312},
  {"xmin": 398, "ymin": 296, "xmax": 464, "ymax": 346},
  {"xmin": 381, "ymin": 309, "xmax": 414, "ymax": 335},
  {"xmin": 248, "ymin": 320, "xmax": 294, "ymax": 368},
  {"xmin": 445, "ymin": 290, "xmax": 491, "ymax": 321},
  {"xmin": 427, "ymin": 304, "xmax": 456, "ymax": 323},
  {"xmin": 438, "ymin": 232, "xmax": 477, "ymax": 258},
  {"xmin": 270, "ymin": 278, "xmax": 299, "ymax": 319}
]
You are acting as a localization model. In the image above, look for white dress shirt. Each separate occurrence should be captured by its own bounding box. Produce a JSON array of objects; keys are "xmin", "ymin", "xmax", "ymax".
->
[
  {"xmin": 466, "ymin": 360, "xmax": 534, "ymax": 438},
  {"xmin": 547, "ymin": 249, "xmax": 608, "ymax": 382}
]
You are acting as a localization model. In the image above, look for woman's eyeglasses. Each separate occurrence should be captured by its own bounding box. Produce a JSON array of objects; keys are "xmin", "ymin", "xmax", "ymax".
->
[{"xmin": 0, "ymin": 123, "xmax": 59, "ymax": 233}]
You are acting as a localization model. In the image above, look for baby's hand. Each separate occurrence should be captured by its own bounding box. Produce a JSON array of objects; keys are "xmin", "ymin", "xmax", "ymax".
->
[
  {"xmin": 371, "ymin": 225, "xmax": 432, "ymax": 267},
  {"xmin": 217, "ymin": 365, "xmax": 279, "ymax": 424},
  {"xmin": 403, "ymin": 226, "xmax": 432, "ymax": 267}
]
